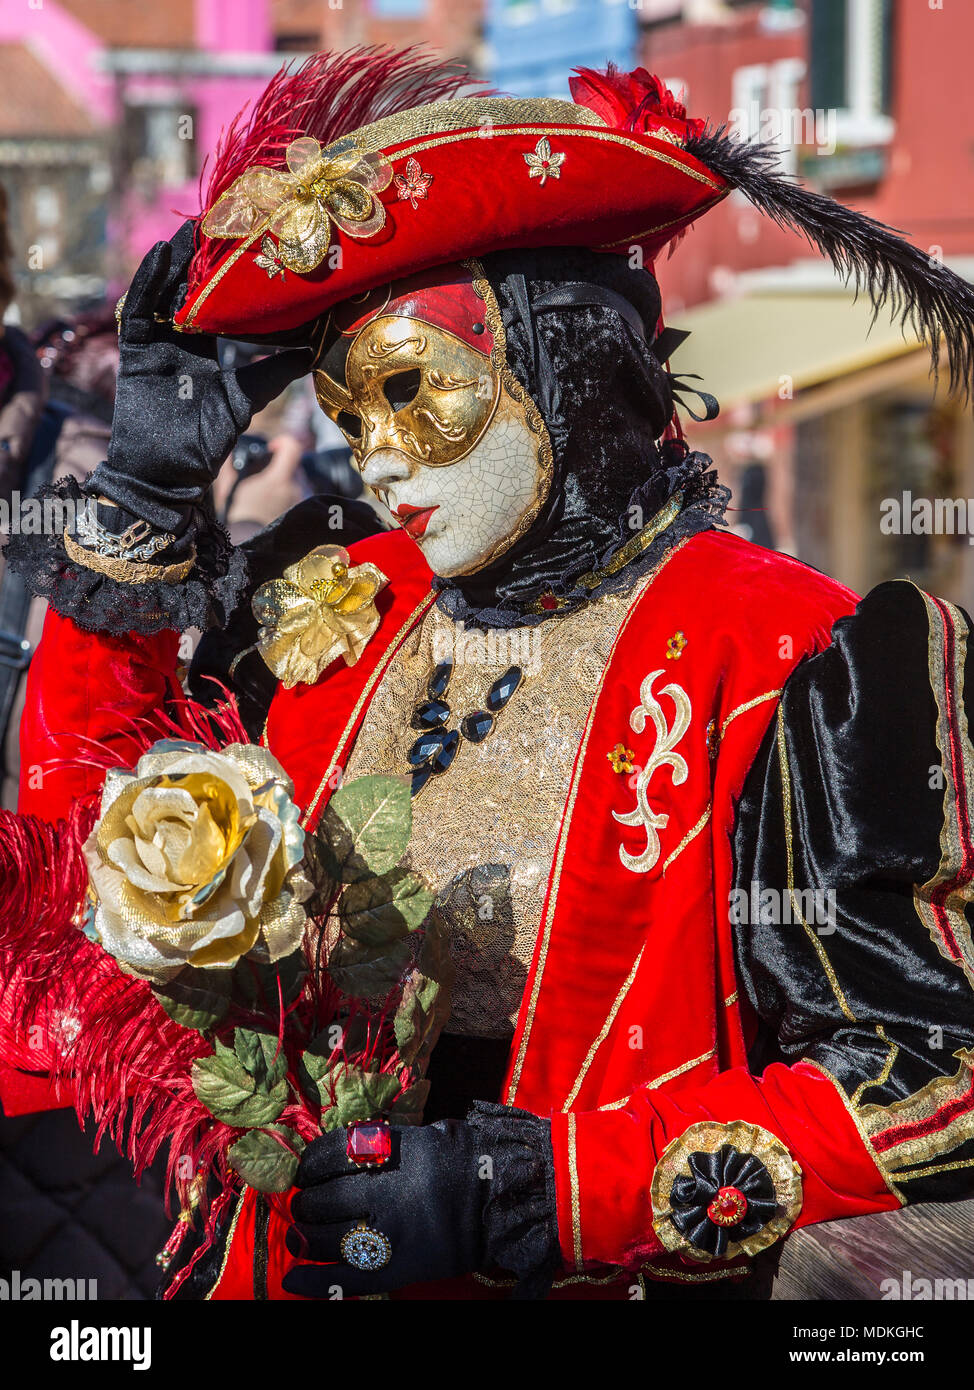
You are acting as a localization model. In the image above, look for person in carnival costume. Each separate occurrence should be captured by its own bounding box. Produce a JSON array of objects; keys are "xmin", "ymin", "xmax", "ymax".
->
[{"xmin": 3, "ymin": 49, "xmax": 974, "ymax": 1301}]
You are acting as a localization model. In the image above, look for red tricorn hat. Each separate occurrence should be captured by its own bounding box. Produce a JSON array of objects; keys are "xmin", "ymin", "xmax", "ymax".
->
[
  {"xmin": 174, "ymin": 49, "xmax": 727, "ymax": 339},
  {"xmin": 175, "ymin": 47, "xmax": 974, "ymax": 398}
]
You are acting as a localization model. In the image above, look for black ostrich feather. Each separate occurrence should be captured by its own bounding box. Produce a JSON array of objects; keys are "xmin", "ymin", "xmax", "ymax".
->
[{"xmin": 686, "ymin": 124, "xmax": 974, "ymax": 399}]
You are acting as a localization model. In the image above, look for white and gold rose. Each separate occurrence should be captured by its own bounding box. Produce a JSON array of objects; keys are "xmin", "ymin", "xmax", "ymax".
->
[{"xmin": 82, "ymin": 740, "xmax": 311, "ymax": 982}]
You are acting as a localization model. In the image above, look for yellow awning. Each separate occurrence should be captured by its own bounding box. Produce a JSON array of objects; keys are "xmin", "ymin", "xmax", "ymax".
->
[{"xmin": 669, "ymin": 290, "xmax": 925, "ymax": 411}]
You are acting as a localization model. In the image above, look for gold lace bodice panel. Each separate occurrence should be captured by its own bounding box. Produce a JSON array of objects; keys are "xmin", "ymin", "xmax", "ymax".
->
[{"xmin": 341, "ymin": 587, "xmax": 642, "ymax": 1038}]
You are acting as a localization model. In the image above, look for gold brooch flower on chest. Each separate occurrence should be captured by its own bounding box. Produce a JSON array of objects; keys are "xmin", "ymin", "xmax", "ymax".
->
[
  {"xmin": 202, "ymin": 135, "xmax": 393, "ymax": 275},
  {"xmin": 251, "ymin": 545, "xmax": 388, "ymax": 689}
]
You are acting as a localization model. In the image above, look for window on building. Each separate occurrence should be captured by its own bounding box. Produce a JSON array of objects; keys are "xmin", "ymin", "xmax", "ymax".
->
[
  {"xmin": 730, "ymin": 58, "xmax": 807, "ymax": 176},
  {"xmin": 124, "ymin": 102, "xmax": 198, "ymax": 190},
  {"xmin": 809, "ymin": 0, "xmax": 894, "ymax": 145}
]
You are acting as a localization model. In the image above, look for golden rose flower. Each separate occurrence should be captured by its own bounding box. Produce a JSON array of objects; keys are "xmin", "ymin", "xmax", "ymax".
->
[{"xmin": 83, "ymin": 740, "xmax": 310, "ymax": 982}]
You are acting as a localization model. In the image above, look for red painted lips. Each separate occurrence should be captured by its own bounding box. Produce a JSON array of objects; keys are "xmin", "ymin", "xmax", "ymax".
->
[{"xmin": 394, "ymin": 503, "xmax": 439, "ymax": 539}]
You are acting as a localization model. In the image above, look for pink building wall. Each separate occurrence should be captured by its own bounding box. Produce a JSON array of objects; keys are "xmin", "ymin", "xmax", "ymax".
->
[{"xmin": 1, "ymin": 0, "xmax": 282, "ymax": 286}]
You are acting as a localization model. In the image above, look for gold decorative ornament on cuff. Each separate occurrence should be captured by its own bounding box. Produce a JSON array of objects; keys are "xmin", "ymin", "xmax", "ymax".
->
[
  {"xmin": 650, "ymin": 1119, "xmax": 803, "ymax": 1263},
  {"xmin": 63, "ymin": 528, "xmax": 196, "ymax": 585}
]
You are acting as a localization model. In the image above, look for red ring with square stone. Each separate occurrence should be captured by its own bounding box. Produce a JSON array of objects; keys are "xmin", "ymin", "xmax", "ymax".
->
[{"xmin": 346, "ymin": 1119, "xmax": 393, "ymax": 1168}]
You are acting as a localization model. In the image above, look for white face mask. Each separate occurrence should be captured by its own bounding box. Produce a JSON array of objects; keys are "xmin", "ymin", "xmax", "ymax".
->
[{"xmin": 359, "ymin": 381, "xmax": 546, "ymax": 577}]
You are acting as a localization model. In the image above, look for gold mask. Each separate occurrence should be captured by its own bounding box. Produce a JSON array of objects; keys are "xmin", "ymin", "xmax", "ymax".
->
[{"xmin": 314, "ymin": 314, "xmax": 501, "ymax": 469}]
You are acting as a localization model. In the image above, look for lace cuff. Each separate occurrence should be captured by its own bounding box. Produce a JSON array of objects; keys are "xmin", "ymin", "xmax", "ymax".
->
[
  {"xmin": 3, "ymin": 475, "xmax": 249, "ymax": 636},
  {"xmin": 467, "ymin": 1100, "xmax": 561, "ymax": 1299}
]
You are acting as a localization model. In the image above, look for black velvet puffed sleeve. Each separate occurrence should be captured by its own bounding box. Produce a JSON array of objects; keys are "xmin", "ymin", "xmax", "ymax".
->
[{"xmin": 732, "ymin": 579, "xmax": 974, "ymax": 1204}]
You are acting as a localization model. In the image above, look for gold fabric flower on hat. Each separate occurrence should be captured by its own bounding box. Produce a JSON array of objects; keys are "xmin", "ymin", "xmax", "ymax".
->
[
  {"xmin": 202, "ymin": 135, "xmax": 393, "ymax": 274},
  {"xmin": 83, "ymin": 741, "xmax": 310, "ymax": 983},
  {"xmin": 252, "ymin": 544, "xmax": 388, "ymax": 690}
]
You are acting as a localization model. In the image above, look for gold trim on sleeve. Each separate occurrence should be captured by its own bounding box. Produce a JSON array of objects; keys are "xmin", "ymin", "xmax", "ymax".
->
[
  {"xmin": 596, "ymin": 1048, "xmax": 717, "ymax": 1111},
  {"xmin": 910, "ymin": 586, "xmax": 974, "ymax": 990},
  {"xmin": 858, "ymin": 1047, "xmax": 974, "ymax": 1173},
  {"xmin": 567, "ymin": 1111, "xmax": 584, "ymax": 1272},
  {"xmin": 64, "ymin": 529, "xmax": 196, "ymax": 585},
  {"xmin": 850, "ymin": 1024, "xmax": 899, "ymax": 1107},
  {"xmin": 203, "ymin": 1187, "xmax": 248, "ymax": 1300},
  {"xmin": 661, "ymin": 804, "xmax": 711, "ymax": 875},
  {"xmin": 720, "ymin": 689, "xmax": 783, "ymax": 740},
  {"xmin": 802, "ymin": 1059, "xmax": 905, "ymax": 1204}
]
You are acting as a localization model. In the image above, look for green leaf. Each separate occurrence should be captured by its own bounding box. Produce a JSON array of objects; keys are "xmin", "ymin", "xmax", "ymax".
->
[
  {"xmin": 301, "ymin": 1050, "xmax": 336, "ymax": 1083},
  {"xmin": 328, "ymin": 935, "xmax": 412, "ymax": 999},
  {"xmin": 391, "ymin": 903, "xmax": 454, "ymax": 1071},
  {"xmin": 339, "ymin": 869, "xmax": 433, "ymax": 946},
  {"xmin": 332, "ymin": 1068, "xmax": 401, "ymax": 1125},
  {"xmin": 319, "ymin": 774, "xmax": 412, "ymax": 882},
  {"xmin": 153, "ymin": 966, "xmax": 231, "ymax": 1034},
  {"xmin": 296, "ymin": 1050, "xmax": 337, "ymax": 1108},
  {"xmin": 192, "ymin": 1038, "xmax": 252, "ymax": 1110},
  {"xmin": 191, "ymin": 1037, "xmax": 288, "ymax": 1128},
  {"xmin": 393, "ymin": 971, "xmax": 446, "ymax": 1069},
  {"xmin": 234, "ymin": 1028, "xmax": 288, "ymax": 1090},
  {"xmin": 228, "ymin": 1126, "xmax": 305, "ymax": 1193},
  {"xmin": 388, "ymin": 1079, "xmax": 430, "ymax": 1126}
]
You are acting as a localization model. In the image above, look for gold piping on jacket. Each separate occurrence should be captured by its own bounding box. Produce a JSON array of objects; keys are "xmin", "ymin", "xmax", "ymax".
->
[
  {"xmin": 776, "ymin": 706, "xmax": 856, "ymax": 1023},
  {"xmin": 895, "ymin": 1157, "xmax": 974, "ymax": 1182},
  {"xmin": 596, "ymin": 1048, "xmax": 716, "ymax": 1111},
  {"xmin": 505, "ymin": 537, "xmax": 691, "ymax": 1104},
  {"xmin": 203, "ymin": 1187, "xmax": 247, "ymax": 1299},
  {"xmin": 567, "ymin": 1112, "xmax": 583, "ymax": 1271},
  {"xmin": 858, "ymin": 1047, "xmax": 974, "ymax": 1172},
  {"xmin": 661, "ymin": 804, "xmax": 711, "ymax": 875},
  {"xmin": 562, "ymin": 944, "xmax": 646, "ymax": 1110},
  {"xmin": 720, "ymin": 689, "xmax": 783, "ymax": 740},
  {"xmin": 642, "ymin": 1261, "xmax": 749, "ymax": 1284},
  {"xmin": 850, "ymin": 1025, "xmax": 899, "ymax": 1107},
  {"xmin": 303, "ymin": 591, "xmax": 437, "ymax": 826}
]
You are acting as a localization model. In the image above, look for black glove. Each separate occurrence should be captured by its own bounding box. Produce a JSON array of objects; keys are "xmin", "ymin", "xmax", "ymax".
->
[
  {"xmin": 88, "ymin": 219, "xmax": 312, "ymax": 537},
  {"xmin": 281, "ymin": 1120, "xmax": 487, "ymax": 1298}
]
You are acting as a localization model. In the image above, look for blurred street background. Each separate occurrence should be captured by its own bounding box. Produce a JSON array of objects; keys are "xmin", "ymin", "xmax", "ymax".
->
[{"xmin": 2, "ymin": 0, "xmax": 974, "ymax": 599}]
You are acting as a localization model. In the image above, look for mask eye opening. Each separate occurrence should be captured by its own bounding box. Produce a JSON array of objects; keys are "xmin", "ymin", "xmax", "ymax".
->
[
  {"xmin": 336, "ymin": 410, "xmax": 362, "ymax": 439},
  {"xmin": 382, "ymin": 368, "xmax": 422, "ymax": 413}
]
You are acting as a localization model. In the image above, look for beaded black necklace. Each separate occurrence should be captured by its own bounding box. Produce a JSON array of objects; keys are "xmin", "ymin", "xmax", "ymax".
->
[{"xmin": 407, "ymin": 658, "xmax": 523, "ymax": 797}]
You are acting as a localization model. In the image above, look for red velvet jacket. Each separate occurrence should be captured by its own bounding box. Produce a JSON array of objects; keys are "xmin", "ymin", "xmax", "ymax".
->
[{"xmin": 8, "ymin": 528, "xmax": 933, "ymax": 1293}]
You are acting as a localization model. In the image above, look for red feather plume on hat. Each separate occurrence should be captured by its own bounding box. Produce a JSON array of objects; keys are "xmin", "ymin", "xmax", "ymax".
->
[{"xmin": 569, "ymin": 64, "xmax": 705, "ymax": 142}]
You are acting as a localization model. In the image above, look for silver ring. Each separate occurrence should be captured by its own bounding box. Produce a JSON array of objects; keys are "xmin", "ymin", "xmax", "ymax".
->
[{"xmin": 340, "ymin": 1221, "xmax": 392, "ymax": 1272}]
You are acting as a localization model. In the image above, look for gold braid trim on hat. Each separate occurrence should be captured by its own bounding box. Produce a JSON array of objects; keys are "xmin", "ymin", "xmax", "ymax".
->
[{"xmin": 64, "ymin": 529, "xmax": 196, "ymax": 585}]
